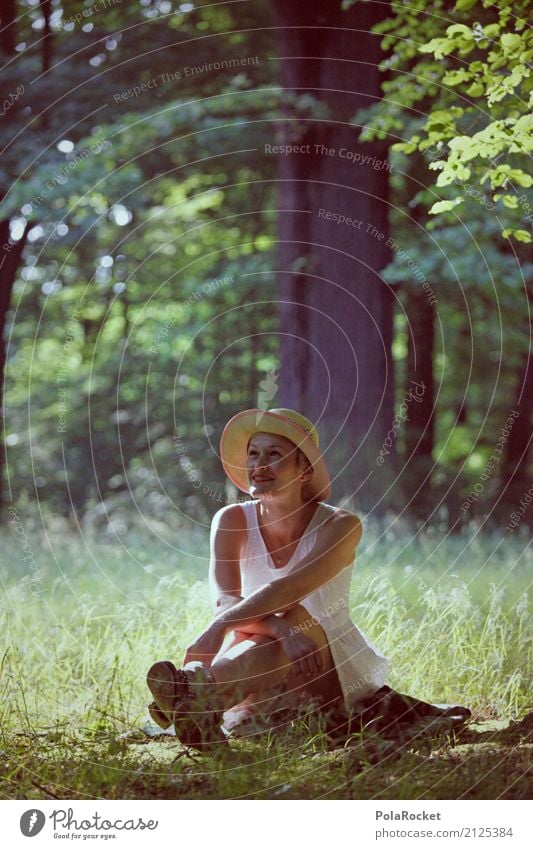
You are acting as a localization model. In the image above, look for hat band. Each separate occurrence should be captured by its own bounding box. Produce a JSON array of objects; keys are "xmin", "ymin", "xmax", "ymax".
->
[{"xmin": 274, "ymin": 413, "xmax": 319, "ymax": 447}]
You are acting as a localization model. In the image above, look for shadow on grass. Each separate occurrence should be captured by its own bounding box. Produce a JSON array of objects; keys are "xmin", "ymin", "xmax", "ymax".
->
[{"xmin": 2, "ymin": 713, "xmax": 531, "ymax": 800}]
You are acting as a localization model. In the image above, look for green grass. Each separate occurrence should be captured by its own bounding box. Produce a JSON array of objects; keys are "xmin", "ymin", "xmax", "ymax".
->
[{"xmin": 1, "ymin": 515, "xmax": 531, "ymax": 799}]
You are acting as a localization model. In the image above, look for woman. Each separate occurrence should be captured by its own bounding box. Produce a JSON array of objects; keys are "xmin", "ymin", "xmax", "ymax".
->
[{"xmin": 146, "ymin": 407, "xmax": 391, "ymax": 748}]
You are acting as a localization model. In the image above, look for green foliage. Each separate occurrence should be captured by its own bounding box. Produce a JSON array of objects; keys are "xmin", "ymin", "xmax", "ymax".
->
[
  {"xmin": 1, "ymin": 0, "xmax": 530, "ymax": 523},
  {"xmin": 2, "ymin": 0, "xmax": 285, "ymax": 518},
  {"xmin": 354, "ymin": 0, "xmax": 533, "ymax": 242}
]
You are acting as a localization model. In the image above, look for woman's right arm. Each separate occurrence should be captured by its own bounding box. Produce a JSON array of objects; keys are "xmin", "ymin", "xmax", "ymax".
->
[
  {"xmin": 208, "ymin": 504, "xmax": 245, "ymax": 613},
  {"xmin": 184, "ymin": 505, "xmax": 295, "ymax": 665},
  {"xmin": 208, "ymin": 505, "xmax": 292, "ymax": 640}
]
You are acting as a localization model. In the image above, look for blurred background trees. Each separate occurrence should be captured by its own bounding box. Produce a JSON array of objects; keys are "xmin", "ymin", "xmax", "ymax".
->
[{"xmin": 1, "ymin": 0, "xmax": 530, "ymax": 533}]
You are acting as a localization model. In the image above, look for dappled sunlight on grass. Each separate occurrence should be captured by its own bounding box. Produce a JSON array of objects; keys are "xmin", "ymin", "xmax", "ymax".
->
[{"xmin": 1, "ymin": 519, "xmax": 530, "ymax": 799}]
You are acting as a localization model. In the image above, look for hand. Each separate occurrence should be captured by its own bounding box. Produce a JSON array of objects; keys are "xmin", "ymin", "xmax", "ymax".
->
[
  {"xmin": 182, "ymin": 620, "xmax": 227, "ymax": 666},
  {"xmin": 280, "ymin": 632, "xmax": 324, "ymax": 678}
]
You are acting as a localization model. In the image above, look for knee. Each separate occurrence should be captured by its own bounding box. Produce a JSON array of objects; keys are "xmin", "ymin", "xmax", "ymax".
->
[
  {"xmin": 211, "ymin": 634, "xmax": 272, "ymax": 676},
  {"xmin": 282, "ymin": 604, "xmax": 319, "ymax": 633}
]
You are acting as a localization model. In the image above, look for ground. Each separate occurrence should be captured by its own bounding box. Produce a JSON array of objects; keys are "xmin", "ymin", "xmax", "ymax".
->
[
  {"xmin": 2, "ymin": 714, "xmax": 531, "ymax": 799},
  {"xmin": 1, "ymin": 518, "xmax": 531, "ymax": 799}
]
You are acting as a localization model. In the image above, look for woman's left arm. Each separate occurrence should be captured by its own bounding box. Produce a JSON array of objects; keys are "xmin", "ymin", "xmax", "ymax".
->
[{"xmin": 213, "ymin": 511, "xmax": 362, "ymax": 632}]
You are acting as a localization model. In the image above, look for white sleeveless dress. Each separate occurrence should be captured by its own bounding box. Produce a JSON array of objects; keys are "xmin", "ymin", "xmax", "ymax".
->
[{"xmin": 239, "ymin": 499, "xmax": 389, "ymax": 711}]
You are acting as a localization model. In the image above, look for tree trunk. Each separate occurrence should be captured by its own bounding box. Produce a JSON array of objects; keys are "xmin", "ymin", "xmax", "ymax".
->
[
  {"xmin": 0, "ymin": 220, "xmax": 31, "ymax": 508},
  {"xmin": 42, "ymin": 0, "xmax": 53, "ymax": 73},
  {"xmin": 495, "ymin": 250, "xmax": 532, "ymax": 525},
  {"xmin": 497, "ymin": 350, "xmax": 533, "ymax": 524},
  {"xmin": 403, "ymin": 282, "xmax": 436, "ymax": 518},
  {"xmin": 0, "ymin": 0, "xmax": 29, "ymax": 513},
  {"xmin": 270, "ymin": 0, "xmax": 395, "ymax": 512},
  {"xmin": 0, "ymin": 0, "xmax": 17, "ymax": 54}
]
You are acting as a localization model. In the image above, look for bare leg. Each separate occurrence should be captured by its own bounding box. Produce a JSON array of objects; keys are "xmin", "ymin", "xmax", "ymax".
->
[{"xmin": 209, "ymin": 605, "xmax": 343, "ymax": 712}]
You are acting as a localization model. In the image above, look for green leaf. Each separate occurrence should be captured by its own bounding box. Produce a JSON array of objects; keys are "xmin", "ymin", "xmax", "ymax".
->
[
  {"xmin": 446, "ymin": 25, "xmax": 474, "ymax": 39},
  {"xmin": 419, "ymin": 38, "xmax": 456, "ymax": 59},
  {"xmin": 466, "ymin": 81, "xmax": 484, "ymax": 97},
  {"xmin": 443, "ymin": 69, "xmax": 470, "ymax": 86},
  {"xmin": 429, "ymin": 198, "xmax": 465, "ymax": 214},
  {"xmin": 426, "ymin": 109, "xmax": 461, "ymax": 132},
  {"xmin": 482, "ymin": 24, "xmax": 501, "ymax": 38},
  {"xmin": 391, "ymin": 141, "xmax": 419, "ymax": 154},
  {"xmin": 447, "ymin": 136, "xmax": 470, "ymax": 151},
  {"xmin": 492, "ymin": 167, "xmax": 532, "ymax": 188},
  {"xmin": 502, "ymin": 228, "xmax": 532, "ymax": 243},
  {"xmin": 501, "ymin": 34, "xmax": 522, "ymax": 56},
  {"xmin": 501, "ymin": 195, "xmax": 519, "ymax": 208}
]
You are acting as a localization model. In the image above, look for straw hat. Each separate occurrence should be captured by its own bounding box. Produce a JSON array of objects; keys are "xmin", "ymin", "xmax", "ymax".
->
[{"xmin": 220, "ymin": 408, "xmax": 330, "ymax": 501}]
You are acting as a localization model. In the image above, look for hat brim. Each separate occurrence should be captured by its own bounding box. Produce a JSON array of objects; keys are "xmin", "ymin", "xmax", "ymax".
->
[{"xmin": 220, "ymin": 409, "xmax": 331, "ymax": 501}]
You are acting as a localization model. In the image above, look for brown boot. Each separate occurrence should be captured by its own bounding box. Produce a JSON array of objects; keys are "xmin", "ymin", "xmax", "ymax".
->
[
  {"xmin": 146, "ymin": 660, "xmax": 195, "ymax": 715},
  {"xmin": 147, "ymin": 701, "xmax": 172, "ymax": 730},
  {"xmin": 146, "ymin": 660, "xmax": 227, "ymax": 751}
]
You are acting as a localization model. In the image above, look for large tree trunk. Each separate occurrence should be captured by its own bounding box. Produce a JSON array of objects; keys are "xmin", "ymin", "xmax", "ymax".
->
[
  {"xmin": 0, "ymin": 0, "xmax": 53, "ymax": 515},
  {"xmin": 271, "ymin": 0, "xmax": 395, "ymax": 513},
  {"xmin": 0, "ymin": 221, "xmax": 31, "ymax": 508},
  {"xmin": 0, "ymin": 0, "xmax": 26, "ymax": 513}
]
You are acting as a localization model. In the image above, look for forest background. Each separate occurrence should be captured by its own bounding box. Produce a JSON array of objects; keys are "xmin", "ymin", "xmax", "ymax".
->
[{"xmin": 0, "ymin": 0, "xmax": 531, "ymax": 800}]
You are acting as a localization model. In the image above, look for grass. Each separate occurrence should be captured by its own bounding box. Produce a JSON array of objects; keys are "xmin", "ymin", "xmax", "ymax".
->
[{"xmin": 0, "ymin": 513, "xmax": 531, "ymax": 799}]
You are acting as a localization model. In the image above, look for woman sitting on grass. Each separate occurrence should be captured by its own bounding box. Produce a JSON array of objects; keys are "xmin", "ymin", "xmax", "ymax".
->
[{"xmin": 147, "ymin": 408, "xmax": 469, "ymax": 749}]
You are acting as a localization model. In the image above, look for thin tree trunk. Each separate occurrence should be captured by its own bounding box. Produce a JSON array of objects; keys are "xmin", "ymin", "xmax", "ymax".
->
[
  {"xmin": 0, "ymin": 0, "xmax": 17, "ymax": 54},
  {"xmin": 403, "ymin": 282, "xmax": 435, "ymax": 517},
  {"xmin": 42, "ymin": 0, "xmax": 53, "ymax": 72},
  {"xmin": 495, "ymin": 247, "xmax": 532, "ymax": 524},
  {"xmin": 271, "ymin": 0, "xmax": 395, "ymax": 513},
  {"xmin": 498, "ymin": 350, "xmax": 533, "ymax": 522}
]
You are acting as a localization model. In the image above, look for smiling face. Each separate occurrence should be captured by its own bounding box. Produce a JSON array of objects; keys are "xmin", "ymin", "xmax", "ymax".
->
[{"xmin": 246, "ymin": 431, "xmax": 312, "ymax": 500}]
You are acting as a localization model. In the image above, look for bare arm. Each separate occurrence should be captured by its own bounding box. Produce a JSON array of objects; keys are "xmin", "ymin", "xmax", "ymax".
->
[
  {"xmin": 207, "ymin": 504, "xmax": 291, "ymax": 636},
  {"xmin": 183, "ymin": 505, "xmax": 295, "ymax": 663},
  {"xmin": 213, "ymin": 511, "xmax": 362, "ymax": 633},
  {"xmin": 208, "ymin": 504, "xmax": 244, "ymax": 613}
]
